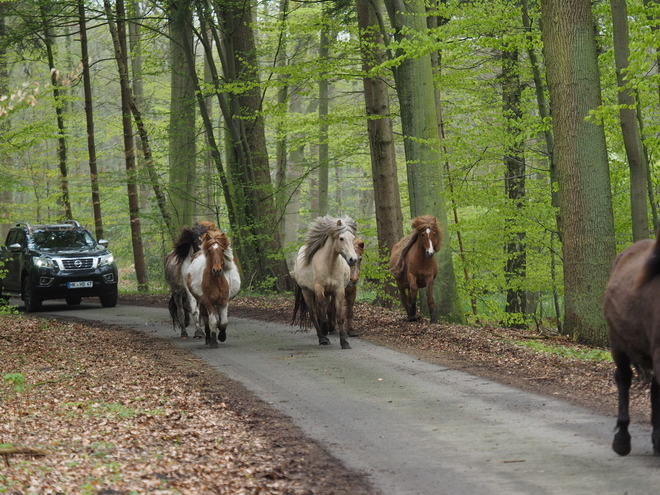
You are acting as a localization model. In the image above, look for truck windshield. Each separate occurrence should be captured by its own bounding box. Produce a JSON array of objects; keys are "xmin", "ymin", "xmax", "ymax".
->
[{"xmin": 30, "ymin": 230, "xmax": 96, "ymax": 250}]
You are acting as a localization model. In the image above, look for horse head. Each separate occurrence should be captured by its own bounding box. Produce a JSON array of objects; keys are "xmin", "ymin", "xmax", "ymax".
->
[
  {"xmin": 412, "ymin": 215, "xmax": 442, "ymax": 259},
  {"xmin": 348, "ymin": 239, "xmax": 365, "ymax": 286},
  {"xmin": 202, "ymin": 230, "xmax": 229, "ymax": 277},
  {"xmin": 335, "ymin": 218, "xmax": 359, "ymax": 267}
]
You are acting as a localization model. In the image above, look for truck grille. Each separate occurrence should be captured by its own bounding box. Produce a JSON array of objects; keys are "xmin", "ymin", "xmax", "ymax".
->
[{"xmin": 61, "ymin": 258, "xmax": 94, "ymax": 270}]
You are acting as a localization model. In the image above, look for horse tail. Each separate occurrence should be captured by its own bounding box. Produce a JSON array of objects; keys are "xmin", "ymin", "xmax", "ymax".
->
[
  {"xmin": 637, "ymin": 230, "xmax": 660, "ymax": 287},
  {"xmin": 292, "ymin": 284, "xmax": 311, "ymax": 329}
]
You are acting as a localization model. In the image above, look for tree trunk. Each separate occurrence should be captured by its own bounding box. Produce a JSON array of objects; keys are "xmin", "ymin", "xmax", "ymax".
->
[
  {"xmin": 540, "ymin": 0, "xmax": 616, "ymax": 345},
  {"xmin": 211, "ymin": 0, "xmax": 291, "ymax": 290},
  {"xmin": 501, "ymin": 48, "xmax": 527, "ymax": 327},
  {"xmin": 610, "ymin": 0, "xmax": 650, "ymax": 241},
  {"xmin": 104, "ymin": 0, "xmax": 148, "ymax": 290},
  {"xmin": 78, "ymin": 0, "xmax": 103, "ymax": 240},
  {"xmin": 168, "ymin": 0, "xmax": 197, "ymax": 229},
  {"xmin": 0, "ymin": 3, "xmax": 13, "ymax": 234},
  {"xmin": 356, "ymin": 0, "xmax": 403, "ymax": 302},
  {"xmin": 39, "ymin": 2, "xmax": 72, "ymax": 220},
  {"xmin": 383, "ymin": 0, "xmax": 463, "ymax": 323},
  {"xmin": 317, "ymin": 21, "xmax": 330, "ymax": 217}
]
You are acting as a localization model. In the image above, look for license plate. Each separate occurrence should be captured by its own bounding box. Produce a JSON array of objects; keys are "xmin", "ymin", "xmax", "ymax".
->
[{"xmin": 67, "ymin": 281, "xmax": 93, "ymax": 289}]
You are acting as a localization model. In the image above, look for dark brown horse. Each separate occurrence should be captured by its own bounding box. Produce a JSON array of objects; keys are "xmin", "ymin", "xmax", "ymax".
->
[
  {"xmin": 327, "ymin": 238, "xmax": 365, "ymax": 337},
  {"xmin": 164, "ymin": 221, "xmax": 215, "ymax": 338},
  {"xmin": 389, "ymin": 215, "xmax": 442, "ymax": 324},
  {"xmin": 604, "ymin": 231, "xmax": 660, "ymax": 456}
]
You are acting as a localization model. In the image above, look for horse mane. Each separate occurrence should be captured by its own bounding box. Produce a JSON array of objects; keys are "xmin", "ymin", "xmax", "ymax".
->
[
  {"xmin": 636, "ymin": 230, "xmax": 660, "ymax": 287},
  {"xmin": 392, "ymin": 215, "xmax": 441, "ymax": 277},
  {"xmin": 354, "ymin": 238, "xmax": 365, "ymax": 256},
  {"xmin": 202, "ymin": 230, "xmax": 229, "ymax": 255},
  {"xmin": 171, "ymin": 221, "xmax": 216, "ymax": 263},
  {"xmin": 302, "ymin": 215, "xmax": 357, "ymax": 266}
]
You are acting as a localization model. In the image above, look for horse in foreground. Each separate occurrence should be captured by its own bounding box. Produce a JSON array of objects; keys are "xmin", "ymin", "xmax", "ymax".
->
[
  {"xmin": 604, "ymin": 231, "xmax": 660, "ymax": 456},
  {"xmin": 292, "ymin": 216, "xmax": 359, "ymax": 349},
  {"xmin": 186, "ymin": 230, "xmax": 241, "ymax": 349},
  {"xmin": 164, "ymin": 221, "xmax": 215, "ymax": 338},
  {"xmin": 186, "ymin": 229, "xmax": 241, "ymax": 348},
  {"xmin": 328, "ymin": 237, "xmax": 365, "ymax": 338},
  {"xmin": 389, "ymin": 215, "xmax": 442, "ymax": 324}
]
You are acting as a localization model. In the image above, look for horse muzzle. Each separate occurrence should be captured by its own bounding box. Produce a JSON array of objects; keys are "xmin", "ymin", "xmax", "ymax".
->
[
  {"xmin": 425, "ymin": 250, "xmax": 435, "ymax": 259},
  {"xmin": 212, "ymin": 268, "xmax": 223, "ymax": 277},
  {"xmin": 346, "ymin": 257, "xmax": 357, "ymax": 267}
]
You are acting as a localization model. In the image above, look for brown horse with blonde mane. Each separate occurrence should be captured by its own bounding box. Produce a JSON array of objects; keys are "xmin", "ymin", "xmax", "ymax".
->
[
  {"xmin": 186, "ymin": 229, "xmax": 241, "ymax": 348},
  {"xmin": 389, "ymin": 215, "xmax": 442, "ymax": 324},
  {"xmin": 604, "ymin": 231, "xmax": 660, "ymax": 456}
]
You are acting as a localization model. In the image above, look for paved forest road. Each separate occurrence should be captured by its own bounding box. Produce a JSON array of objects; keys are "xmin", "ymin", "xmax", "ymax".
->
[{"xmin": 35, "ymin": 301, "xmax": 660, "ymax": 495}]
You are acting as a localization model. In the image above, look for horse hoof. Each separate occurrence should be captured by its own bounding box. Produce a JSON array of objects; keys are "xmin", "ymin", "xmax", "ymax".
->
[
  {"xmin": 193, "ymin": 329, "xmax": 205, "ymax": 339},
  {"xmin": 210, "ymin": 341, "xmax": 219, "ymax": 349},
  {"xmin": 348, "ymin": 331, "xmax": 359, "ymax": 338},
  {"xmin": 180, "ymin": 331, "xmax": 189, "ymax": 339},
  {"xmin": 219, "ymin": 329, "xmax": 227, "ymax": 342},
  {"xmin": 319, "ymin": 338, "xmax": 330, "ymax": 345},
  {"xmin": 612, "ymin": 433, "xmax": 631, "ymax": 456},
  {"xmin": 341, "ymin": 341, "xmax": 351, "ymax": 349},
  {"xmin": 407, "ymin": 316, "xmax": 418, "ymax": 322}
]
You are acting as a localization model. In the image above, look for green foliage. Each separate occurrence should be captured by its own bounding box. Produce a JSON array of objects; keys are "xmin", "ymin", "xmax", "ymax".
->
[
  {"xmin": 516, "ymin": 340, "xmax": 613, "ymax": 362},
  {"xmin": 3, "ymin": 372, "xmax": 26, "ymax": 393}
]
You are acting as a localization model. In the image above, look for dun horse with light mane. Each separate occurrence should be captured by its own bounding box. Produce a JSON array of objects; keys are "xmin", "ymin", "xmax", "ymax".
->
[{"xmin": 292, "ymin": 215, "xmax": 359, "ymax": 349}]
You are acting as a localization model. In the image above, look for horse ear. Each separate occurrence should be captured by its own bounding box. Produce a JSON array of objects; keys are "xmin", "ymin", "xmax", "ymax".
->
[{"xmin": 337, "ymin": 219, "xmax": 343, "ymax": 227}]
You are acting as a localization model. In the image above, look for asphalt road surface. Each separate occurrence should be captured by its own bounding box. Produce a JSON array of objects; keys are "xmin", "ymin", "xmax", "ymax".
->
[{"xmin": 34, "ymin": 300, "xmax": 660, "ymax": 495}]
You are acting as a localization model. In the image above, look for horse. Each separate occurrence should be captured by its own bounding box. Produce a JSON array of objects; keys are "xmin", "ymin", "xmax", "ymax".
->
[
  {"xmin": 292, "ymin": 216, "xmax": 359, "ymax": 349},
  {"xmin": 389, "ymin": 215, "xmax": 442, "ymax": 324},
  {"xmin": 603, "ymin": 231, "xmax": 660, "ymax": 456},
  {"xmin": 186, "ymin": 229, "xmax": 241, "ymax": 348},
  {"xmin": 164, "ymin": 221, "xmax": 215, "ymax": 338},
  {"xmin": 327, "ymin": 237, "xmax": 365, "ymax": 338}
]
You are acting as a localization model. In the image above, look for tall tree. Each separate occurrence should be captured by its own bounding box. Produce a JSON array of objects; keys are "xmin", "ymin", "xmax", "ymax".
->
[
  {"xmin": 610, "ymin": 0, "xmax": 650, "ymax": 241},
  {"xmin": 501, "ymin": 46, "xmax": 527, "ymax": 326},
  {"xmin": 39, "ymin": 1, "xmax": 72, "ymax": 220},
  {"xmin": 78, "ymin": 0, "xmax": 103, "ymax": 240},
  {"xmin": 357, "ymin": 0, "xmax": 403, "ymax": 300},
  {"xmin": 168, "ymin": 0, "xmax": 197, "ymax": 229},
  {"xmin": 104, "ymin": 0, "xmax": 148, "ymax": 290},
  {"xmin": 317, "ymin": 14, "xmax": 330, "ymax": 217},
  {"xmin": 540, "ymin": 0, "xmax": 616, "ymax": 345},
  {"xmin": 383, "ymin": 0, "xmax": 463, "ymax": 322}
]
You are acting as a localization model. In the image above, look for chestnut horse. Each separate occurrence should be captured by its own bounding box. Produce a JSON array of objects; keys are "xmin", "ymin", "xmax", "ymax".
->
[
  {"xmin": 292, "ymin": 216, "xmax": 358, "ymax": 349},
  {"xmin": 327, "ymin": 237, "xmax": 365, "ymax": 337},
  {"xmin": 389, "ymin": 215, "xmax": 442, "ymax": 324},
  {"xmin": 186, "ymin": 230, "xmax": 241, "ymax": 348},
  {"xmin": 164, "ymin": 221, "xmax": 215, "ymax": 338},
  {"xmin": 604, "ymin": 231, "xmax": 660, "ymax": 456}
]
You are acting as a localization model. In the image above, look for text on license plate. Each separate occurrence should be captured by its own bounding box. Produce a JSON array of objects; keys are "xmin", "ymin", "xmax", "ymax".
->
[{"xmin": 67, "ymin": 281, "xmax": 93, "ymax": 289}]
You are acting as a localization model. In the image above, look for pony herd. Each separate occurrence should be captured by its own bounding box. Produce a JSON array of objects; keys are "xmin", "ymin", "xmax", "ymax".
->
[
  {"xmin": 163, "ymin": 214, "xmax": 660, "ymax": 458},
  {"xmin": 165, "ymin": 214, "xmax": 442, "ymax": 351}
]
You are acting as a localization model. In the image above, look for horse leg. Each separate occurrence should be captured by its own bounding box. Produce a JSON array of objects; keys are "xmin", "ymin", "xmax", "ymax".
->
[
  {"xmin": 395, "ymin": 281, "xmax": 413, "ymax": 320},
  {"xmin": 652, "ymin": 349, "xmax": 660, "ymax": 455},
  {"xmin": 425, "ymin": 278, "xmax": 438, "ymax": 324},
  {"xmin": 326, "ymin": 294, "xmax": 337, "ymax": 335},
  {"xmin": 206, "ymin": 309, "xmax": 219, "ymax": 349},
  {"xmin": 345, "ymin": 285, "xmax": 358, "ymax": 337},
  {"xmin": 335, "ymin": 290, "xmax": 350, "ymax": 349},
  {"xmin": 612, "ymin": 351, "xmax": 633, "ymax": 456},
  {"xmin": 315, "ymin": 284, "xmax": 331, "ymax": 344},
  {"xmin": 218, "ymin": 305, "xmax": 228, "ymax": 343},
  {"xmin": 406, "ymin": 274, "xmax": 419, "ymax": 322}
]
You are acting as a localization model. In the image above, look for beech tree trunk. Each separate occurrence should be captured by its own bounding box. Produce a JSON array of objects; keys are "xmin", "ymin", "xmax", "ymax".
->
[{"xmin": 540, "ymin": 0, "xmax": 616, "ymax": 345}]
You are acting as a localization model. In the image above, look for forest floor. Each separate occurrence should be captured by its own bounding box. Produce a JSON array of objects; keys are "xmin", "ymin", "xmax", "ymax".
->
[{"xmin": 0, "ymin": 293, "xmax": 651, "ymax": 494}]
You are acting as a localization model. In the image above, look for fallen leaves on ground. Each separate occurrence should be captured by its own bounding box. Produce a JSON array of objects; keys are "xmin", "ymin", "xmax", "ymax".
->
[
  {"xmin": 0, "ymin": 311, "xmax": 374, "ymax": 495},
  {"xmin": 2, "ymin": 293, "xmax": 653, "ymax": 494}
]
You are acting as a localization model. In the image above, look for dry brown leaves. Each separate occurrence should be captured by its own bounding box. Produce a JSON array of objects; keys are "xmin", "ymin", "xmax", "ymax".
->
[
  {"xmin": 0, "ymin": 312, "xmax": 374, "ymax": 495},
  {"xmin": 2, "ymin": 293, "xmax": 652, "ymax": 494}
]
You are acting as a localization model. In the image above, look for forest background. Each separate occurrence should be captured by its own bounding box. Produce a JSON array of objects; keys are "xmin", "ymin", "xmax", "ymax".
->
[{"xmin": 0, "ymin": 0, "xmax": 657, "ymax": 347}]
